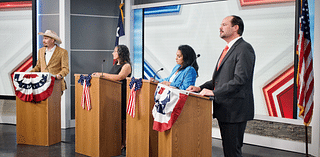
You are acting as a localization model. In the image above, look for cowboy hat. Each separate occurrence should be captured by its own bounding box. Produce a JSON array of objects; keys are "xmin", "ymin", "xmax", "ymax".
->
[{"xmin": 38, "ymin": 30, "xmax": 62, "ymax": 44}]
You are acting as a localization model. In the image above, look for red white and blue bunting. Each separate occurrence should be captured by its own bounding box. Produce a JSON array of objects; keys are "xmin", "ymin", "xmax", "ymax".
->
[
  {"xmin": 127, "ymin": 77, "xmax": 142, "ymax": 118},
  {"xmin": 13, "ymin": 72, "xmax": 55, "ymax": 102},
  {"xmin": 152, "ymin": 83, "xmax": 189, "ymax": 132},
  {"xmin": 78, "ymin": 74, "xmax": 92, "ymax": 111}
]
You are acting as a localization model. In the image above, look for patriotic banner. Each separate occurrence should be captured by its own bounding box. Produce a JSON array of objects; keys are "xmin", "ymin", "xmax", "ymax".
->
[
  {"xmin": 296, "ymin": 0, "xmax": 314, "ymax": 126},
  {"xmin": 78, "ymin": 74, "xmax": 92, "ymax": 111},
  {"xmin": 127, "ymin": 77, "xmax": 142, "ymax": 118},
  {"xmin": 13, "ymin": 72, "xmax": 55, "ymax": 102},
  {"xmin": 152, "ymin": 83, "xmax": 189, "ymax": 132}
]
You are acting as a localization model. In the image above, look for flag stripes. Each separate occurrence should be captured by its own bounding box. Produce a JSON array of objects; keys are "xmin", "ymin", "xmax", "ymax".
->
[
  {"xmin": 296, "ymin": 0, "xmax": 313, "ymax": 126},
  {"xmin": 81, "ymin": 80, "xmax": 91, "ymax": 111},
  {"xmin": 127, "ymin": 84, "xmax": 136, "ymax": 118}
]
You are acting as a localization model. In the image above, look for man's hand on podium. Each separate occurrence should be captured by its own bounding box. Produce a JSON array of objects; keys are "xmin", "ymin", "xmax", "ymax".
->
[
  {"xmin": 199, "ymin": 88, "xmax": 214, "ymax": 96},
  {"xmin": 186, "ymin": 85, "xmax": 201, "ymax": 92}
]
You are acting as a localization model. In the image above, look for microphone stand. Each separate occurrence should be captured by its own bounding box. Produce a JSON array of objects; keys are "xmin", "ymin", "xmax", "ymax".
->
[
  {"xmin": 102, "ymin": 60, "xmax": 105, "ymax": 77},
  {"xmin": 153, "ymin": 68, "xmax": 164, "ymax": 81}
]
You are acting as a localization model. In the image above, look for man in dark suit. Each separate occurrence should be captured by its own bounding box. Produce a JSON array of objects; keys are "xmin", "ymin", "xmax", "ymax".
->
[{"xmin": 187, "ymin": 15, "xmax": 255, "ymax": 157}]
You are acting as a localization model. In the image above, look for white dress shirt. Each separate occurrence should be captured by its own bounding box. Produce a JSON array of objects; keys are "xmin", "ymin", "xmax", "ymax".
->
[{"xmin": 45, "ymin": 45, "xmax": 56, "ymax": 65}]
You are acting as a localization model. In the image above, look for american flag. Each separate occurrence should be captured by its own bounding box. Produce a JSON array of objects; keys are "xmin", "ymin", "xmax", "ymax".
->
[
  {"xmin": 127, "ymin": 77, "xmax": 142, "ymax": 118},
  {"xmin": 78, "ymin": 74, "xmax": 92, "ymax": 111},
  {"xmin": 296, "ymin": 0, "xmax": 313, "ymax": 126},
  {"xmin": 127, "ymin": 84, "xmax": 136, "ymax": 118},
  {"xmin": 81, "ymin": 80, "xmax": 91, "ymax": 111}
]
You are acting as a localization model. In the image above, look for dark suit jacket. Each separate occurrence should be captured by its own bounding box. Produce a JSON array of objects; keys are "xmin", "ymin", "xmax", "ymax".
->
[
  {"xmin": 200, "ymin": 38, "xmax": 255, "ymax": 123},
  {"xmin": 30, "ymin": 46, "xmax": 69, "ymax": 92}
]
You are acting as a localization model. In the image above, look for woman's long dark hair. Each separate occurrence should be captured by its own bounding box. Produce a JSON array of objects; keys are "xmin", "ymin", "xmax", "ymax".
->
[
  {"xmin": 178, "ymin": 45, "xmax": 199, "ymax": 76},
  {"xmin": 115, "ymin": 45, "xmax": 131, "ymax": 65}
]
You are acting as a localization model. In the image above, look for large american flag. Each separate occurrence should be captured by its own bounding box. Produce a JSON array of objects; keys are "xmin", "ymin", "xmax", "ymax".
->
[{"xmin": 296, "ymin": 0, "xmax": 313, "ymax": 126}]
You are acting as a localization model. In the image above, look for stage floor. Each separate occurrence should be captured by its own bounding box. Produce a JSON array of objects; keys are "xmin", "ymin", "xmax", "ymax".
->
[{"xmin": 0, "ymin": 124, "xmax": 307, "ymax": 157}]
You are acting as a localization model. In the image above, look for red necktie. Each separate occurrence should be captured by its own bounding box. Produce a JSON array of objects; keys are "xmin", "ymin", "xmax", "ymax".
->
[{"xmin": 217, "ymin": 45, "xmax": 229, "ymax": 70}]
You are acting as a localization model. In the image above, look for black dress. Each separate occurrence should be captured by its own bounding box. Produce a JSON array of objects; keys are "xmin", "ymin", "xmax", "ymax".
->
[{"xmin": 108, "ymin": 63, "xmax": 131, "ymax": 120}]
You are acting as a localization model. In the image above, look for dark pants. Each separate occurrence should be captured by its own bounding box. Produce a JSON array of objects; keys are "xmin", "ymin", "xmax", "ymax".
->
[{"xmin": 218, "ymin": 121, "xmax": 247, "ymax": 157}]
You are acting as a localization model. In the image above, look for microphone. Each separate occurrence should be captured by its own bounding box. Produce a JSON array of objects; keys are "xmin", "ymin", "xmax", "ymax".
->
[
  {"xmin": 152, "ymin": 68, "xmax": 164, "ymax": 81},
  {"xmin": 102, "ymin": 60, "xmax": 105, "ymax": 77},
  {"xmin": 44, "ymin": 53, "xmax": 48, "ymax": 70},
  {"xmin": 178, "ymin": 54, "xmax": 200, "ymax": 89}
]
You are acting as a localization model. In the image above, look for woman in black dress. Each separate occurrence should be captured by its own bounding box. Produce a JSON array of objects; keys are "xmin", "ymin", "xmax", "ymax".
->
[{"xmin": 93, "ymin": 45, "xmax": 131, "ymax": 150}]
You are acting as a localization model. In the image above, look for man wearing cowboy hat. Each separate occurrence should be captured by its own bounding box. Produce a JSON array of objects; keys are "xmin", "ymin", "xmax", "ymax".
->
[{"xmin": 30, "ymin": 30, "xmax": 69, "ymax": 93}]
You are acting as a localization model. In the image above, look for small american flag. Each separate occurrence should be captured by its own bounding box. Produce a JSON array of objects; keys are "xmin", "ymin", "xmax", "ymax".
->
[
  {"xmin": 127, "ymin": 84, "xmax": 136, "ymax": 117},
  {"xmin": 81, "ymin": 80, "xmax": 91, "ymax": 111},
  {"xmin": 296, "ymin": 0, "xmax": 313, "ymax": 126},
  {"xmin": 78, "ymin": 74, "xmax": 92, "ymax": 111},
  {"xmin": 127, "ymin": 77, "xmax": 142, "ymax": 118}
]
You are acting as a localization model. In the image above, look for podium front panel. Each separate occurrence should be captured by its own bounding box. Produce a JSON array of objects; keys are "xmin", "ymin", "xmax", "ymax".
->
[
  {"xmin": 126, "ymin": 79, "xmax": 158, "ymax": 157},
  {"xmin": 158, "ymin": 94, "xmax": 212, "ymax": 157},
  {"xmin": 75, "ymin": 76, "xmax": 100, "ymax": 156},
  {"xmin": 16, "ymin": 79, "xmax": 61, "ymax": 146},
  {"xmin": 75, "ymin": 75, "xmax": 121, "ymax": 157}
]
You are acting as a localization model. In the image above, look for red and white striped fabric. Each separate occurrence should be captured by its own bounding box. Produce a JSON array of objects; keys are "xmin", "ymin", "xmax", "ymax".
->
[
  {"xmin": 296, "ymin": 0, "xmax": 313, "ymax": 126},
  {"xmin": 127, "ymin": 84, "xmax": 136, "ymax": 118},
  {"xmin": 127, "ymin": 77, "xmax": 142, "ymax": 118},
  {"xmin": 13, "ymin": 72, "xmax": 55, "ymax": 102},
  {"xmin": 81, "ymin": 80, "xmax": 91, "ymax": 111}
]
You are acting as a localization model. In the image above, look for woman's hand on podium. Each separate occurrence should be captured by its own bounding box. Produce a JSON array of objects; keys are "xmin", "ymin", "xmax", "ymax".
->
[
  {"xmin": 150, "ymin": 78, "xmax": 159, "ymax": 83},
  {"xmin": 92, "ymin": 72, "xmax": 103, "ymax": 77},
  {"xmin": 160, "ymin": 81, "xmax": 171, "ymax": 86}
]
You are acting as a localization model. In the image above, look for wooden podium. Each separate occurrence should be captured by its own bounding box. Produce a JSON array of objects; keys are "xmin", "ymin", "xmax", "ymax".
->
[
  {"xmin": 126, "ymin": 78, "xmax": 158, "ymax": 157},
  {"xmin": 158, "ymin": 93, "xmax": 212, "ymax": 157},
  {"xmin": 16, "ymin": 79, "xmax": 62, "ymax": 146},
  {"xmin": 75, "ymin": 74, "xmax": 122, "ymax": 157}
]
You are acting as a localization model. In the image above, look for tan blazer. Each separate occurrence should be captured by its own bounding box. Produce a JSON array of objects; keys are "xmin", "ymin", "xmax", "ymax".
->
[{"xmin": 30, "ymin": 46, "xmax": 69, "ymax": 92}]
